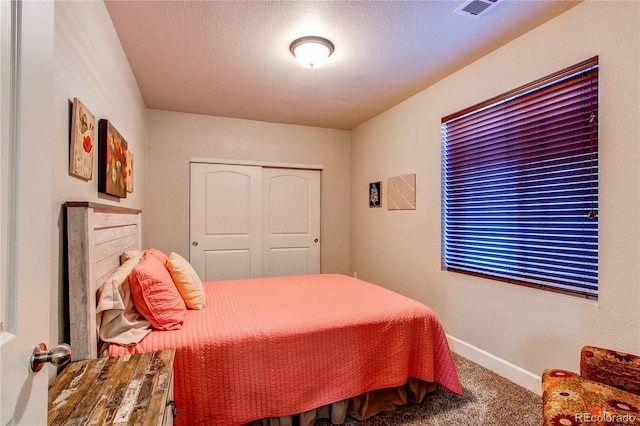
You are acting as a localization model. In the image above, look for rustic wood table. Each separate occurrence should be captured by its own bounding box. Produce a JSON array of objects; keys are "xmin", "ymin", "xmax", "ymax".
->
[{"xmin": 48, "ymin": 349, "xmax": 176, "ymax": 426}]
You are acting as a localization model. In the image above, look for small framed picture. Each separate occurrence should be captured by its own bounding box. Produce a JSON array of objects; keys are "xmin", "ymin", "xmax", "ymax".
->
[{"xmin": 369, "ymin": 181, "xmax": 382, "ymax": 208}]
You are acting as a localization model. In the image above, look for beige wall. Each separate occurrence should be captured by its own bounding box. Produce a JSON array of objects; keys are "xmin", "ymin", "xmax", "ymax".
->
[
  {"xmin": 145, "ymin": 110, "xmax": 350, "ymax": 274},
  {"xmin": 51, "ymin": 1, "xmax": 147, "ymax": 350},
  {"xmin": 350, "ymin": 0, "xmax": 640, "ymax": 392}
]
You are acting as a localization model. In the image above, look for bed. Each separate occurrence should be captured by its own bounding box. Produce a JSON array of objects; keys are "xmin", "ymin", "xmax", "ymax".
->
[{"xmin": 65, "ymin": 202, "xmax": 462, "ymax": 426}]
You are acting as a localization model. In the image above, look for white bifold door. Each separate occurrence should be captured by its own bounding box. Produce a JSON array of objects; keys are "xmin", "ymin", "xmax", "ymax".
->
[{"xmin": 190, "ymin": 163, "xmax": 320, "ymax": 281}]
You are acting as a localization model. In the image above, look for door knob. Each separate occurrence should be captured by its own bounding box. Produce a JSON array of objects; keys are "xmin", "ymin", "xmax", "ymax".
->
[
  {"xmin": 314, "ymin": 238, "xmax": 319, "ymax": 243},
  {"xmin": 30, "ymin": 343, "xmax": 72, "ymax": 372},
  {"xmin": 192, "ymin": 241, "xmax": 198, "ymax": 247}
]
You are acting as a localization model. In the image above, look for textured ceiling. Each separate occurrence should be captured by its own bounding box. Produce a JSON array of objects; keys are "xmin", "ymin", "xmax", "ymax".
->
[{"xmin": 105, "ymin": 0, "xmax": 580, "ymax": 130}]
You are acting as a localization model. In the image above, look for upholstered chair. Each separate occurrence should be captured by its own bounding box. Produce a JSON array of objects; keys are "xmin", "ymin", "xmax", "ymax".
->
[{"xmin": 542, "ymin": 346, "xmax": 640, "ymax": 425}]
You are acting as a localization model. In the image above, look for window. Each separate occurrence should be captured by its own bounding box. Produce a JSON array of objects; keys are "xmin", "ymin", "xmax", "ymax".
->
[{"xmin": 441, "ymin": 57, "xmax": 598, "ymax": 298}]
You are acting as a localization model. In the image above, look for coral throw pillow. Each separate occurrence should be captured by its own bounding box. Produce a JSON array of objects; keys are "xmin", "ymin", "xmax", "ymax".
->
[
  {"xmin": 129, "ymin": 251, "xmax": 186, "ymax": 330},
  {"xmin": 166, "ymin": 252, "xmax": 206, "ymax": 310}
]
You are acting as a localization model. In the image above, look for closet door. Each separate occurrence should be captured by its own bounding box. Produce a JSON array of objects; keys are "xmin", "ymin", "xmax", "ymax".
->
[
  {"xmin": 190, "ymin": 163, "xmax": 262, "ymax": 281},
  {"xmin": 190, "ymin": 163, "xmax": 321, "ymax": 281},
  {"xmin": 262, "ymin": 168, "xmax": 320, "ymax": 277}
]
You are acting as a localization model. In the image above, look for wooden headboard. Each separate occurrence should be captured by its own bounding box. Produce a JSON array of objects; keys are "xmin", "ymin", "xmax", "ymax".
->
[{"xmin": 65, "ymin": 201, "xmax": 142, "ymax": 361}]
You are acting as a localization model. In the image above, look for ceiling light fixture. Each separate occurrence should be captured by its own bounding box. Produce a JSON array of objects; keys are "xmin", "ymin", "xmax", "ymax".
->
[{"xmin": 289, "ymin": 36, "xmax": 335, "ymax": 69}]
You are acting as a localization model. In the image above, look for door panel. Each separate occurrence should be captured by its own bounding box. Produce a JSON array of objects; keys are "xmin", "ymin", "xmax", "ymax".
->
[
  {"xmin": 267, "ymin": 175, "xmax": 310, "ymax": 234},
  {"xmin": 268, "ymin": 247, "xmax": 310, "ymax": 277},
  {"xmin": 204, "ymin": 171, "xmax": 252, "ymax": 235},
  {"xmin": 190, "ymin": 163, "xmax": 262, "ymax": 281},
  {"xmin": 262, "ymin": 168, "xmax": 320, "ymax": 277},
  {"xmin": 1, "ymin": 2, "xmax": 54, "ymax": 424},
  {"xmin": 204, "ymin": 249, "xmax": 252, "ymax": 281}
]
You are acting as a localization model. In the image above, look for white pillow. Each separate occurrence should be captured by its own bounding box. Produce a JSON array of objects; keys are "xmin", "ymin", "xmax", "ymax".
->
[
  {"xmin": 96, "ymin": 254, "xmax": 151, "ymax": 345},
  {"xmin": 120, "ymin": 249, "xmax": 143, "ymax": 264}
]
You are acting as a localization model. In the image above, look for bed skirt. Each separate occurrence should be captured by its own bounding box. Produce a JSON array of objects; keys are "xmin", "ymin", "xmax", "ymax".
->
[{"xmin": 246, "ymin": 378, "xmax": 438, "ymax": 426}]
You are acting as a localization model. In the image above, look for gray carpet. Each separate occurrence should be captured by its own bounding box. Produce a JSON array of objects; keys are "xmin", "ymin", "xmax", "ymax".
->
[{"xmin": 319, "ymin": 353, "xmax": 542, "ymax": 426}]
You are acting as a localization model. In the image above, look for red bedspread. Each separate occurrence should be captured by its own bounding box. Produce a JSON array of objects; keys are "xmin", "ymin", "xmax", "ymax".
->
[{"xmin": 109, "ymin": 274, "xmax": 462, "ymax": 425}]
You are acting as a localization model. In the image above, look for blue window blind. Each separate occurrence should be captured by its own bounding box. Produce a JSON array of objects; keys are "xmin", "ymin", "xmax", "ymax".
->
[{"xmin": 441, "ymin": 57, "xmax": 598, "ymax": 297}]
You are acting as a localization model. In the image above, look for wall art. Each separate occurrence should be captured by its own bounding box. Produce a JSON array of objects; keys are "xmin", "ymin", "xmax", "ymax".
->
[
  {"xmin": 126, "ymin": 150, "xmax": 134, "ymax": 193},
  {"xmin": 387, "ymin": 173, "xmax": 416, "ymax": 210},
  {"xmin": 369, "ymin": 181, "xmax": 382, "ymax": 208},
  {"xmin": 69, "ymin": 98, "xmax": 95, "ymax": 180},
  {"xmin": 98, "ymin": 119, "xmax": 128, "ymax": 198}
]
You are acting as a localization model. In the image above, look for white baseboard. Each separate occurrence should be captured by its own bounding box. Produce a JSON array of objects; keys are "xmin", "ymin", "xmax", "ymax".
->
[{"xmin": 447, "ymin": 334, "xmax": 542, "ymax": 395}]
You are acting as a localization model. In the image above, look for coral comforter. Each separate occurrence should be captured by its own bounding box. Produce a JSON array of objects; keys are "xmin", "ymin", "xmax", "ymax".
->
[{"xmin": 109, "ymin": 274, "xmax": 462, "ymax": 425}]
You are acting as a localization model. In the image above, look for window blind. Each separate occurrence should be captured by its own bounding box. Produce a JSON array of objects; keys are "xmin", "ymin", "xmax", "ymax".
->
[{"xmin": 441, "ymin": 57, "xmax": 598, "ymax": 297}]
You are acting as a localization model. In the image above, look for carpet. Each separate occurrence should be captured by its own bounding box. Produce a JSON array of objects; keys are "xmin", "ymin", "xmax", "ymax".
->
[{"xmin": 318, "ymin": 353, "xmax": 542, "ymax": 425}]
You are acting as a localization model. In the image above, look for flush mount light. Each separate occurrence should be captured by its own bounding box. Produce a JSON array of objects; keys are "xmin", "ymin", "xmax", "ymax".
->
[{"xmin": 289, "ymin": 36, "xmax": 335, "ymax": 69}]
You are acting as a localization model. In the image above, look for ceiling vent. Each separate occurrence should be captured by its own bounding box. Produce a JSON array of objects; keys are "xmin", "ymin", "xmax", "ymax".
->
[{"xmin": 454, "ymin": 0, "xmax": 499, "ymax": 18}]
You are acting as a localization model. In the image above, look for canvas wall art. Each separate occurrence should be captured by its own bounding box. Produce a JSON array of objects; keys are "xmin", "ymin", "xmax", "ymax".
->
[
  {"xmin": 126, "ymin": 150, "xmax": 134, "ymax": 193},
  {"xmin": 98, "ymin": 119, "xmax": 128, "ymax": 198},
  {"xmin": 69, "ymin": 98, "xmax": 95, "ymax": 180},
  {"xmin": 387, "ymin": 173, "xmax": 416, "ymax": 210}
]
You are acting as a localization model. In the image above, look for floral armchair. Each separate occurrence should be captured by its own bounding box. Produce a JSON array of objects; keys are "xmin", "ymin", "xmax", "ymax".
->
[{"xmin": 542, "ymin": 346, "xmax": 640, "ymax": 425}]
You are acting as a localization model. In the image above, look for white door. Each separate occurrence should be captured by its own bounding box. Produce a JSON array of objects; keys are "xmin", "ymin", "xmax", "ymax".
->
[
  {"xmin": 190, "ymin": 163, "xmax": 320, "ymax": 281},
  {"xmin": 190, "ymin": 163, "xmax": 263, "ymax": 281},
  {"xmin": 262, "ymin": 168, "xmax": 320, "ymax": 277},
  {"xmin": 1, "ymin": 1, "xmax": 54, "ymax": 425}
]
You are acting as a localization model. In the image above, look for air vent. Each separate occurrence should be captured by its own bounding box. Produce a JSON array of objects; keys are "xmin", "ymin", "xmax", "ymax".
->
[{"xmin": 454, "ymin": 0, "xmax": 499, "ymax": 18}]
